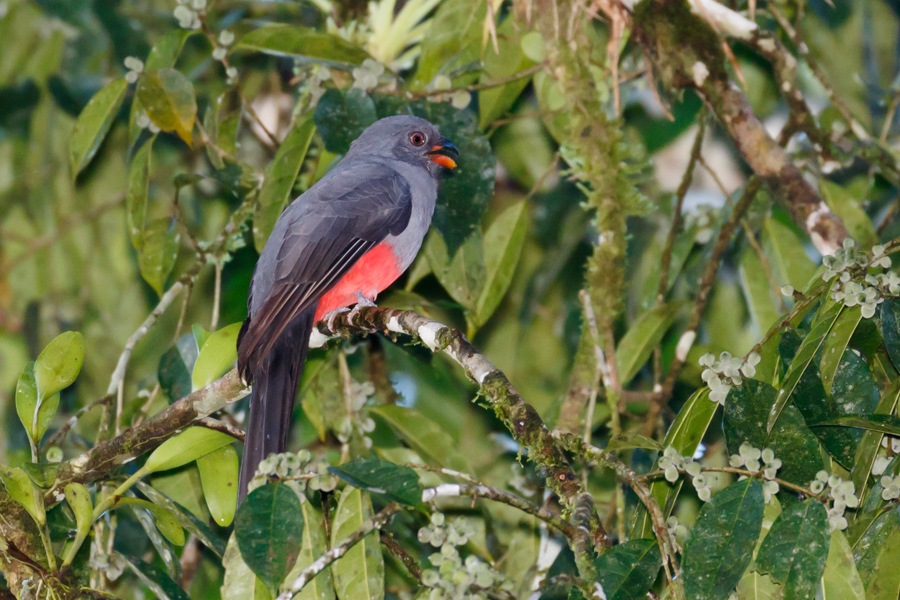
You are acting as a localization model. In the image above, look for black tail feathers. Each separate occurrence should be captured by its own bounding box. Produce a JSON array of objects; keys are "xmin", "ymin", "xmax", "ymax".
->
[{"xmin": 237, "ymin": 308, "xmax": 315, "ymax": 500}]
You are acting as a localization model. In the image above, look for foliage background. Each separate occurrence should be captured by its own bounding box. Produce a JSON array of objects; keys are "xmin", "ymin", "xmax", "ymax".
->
[{"xmin": 2, "ymin": 0, "xmax": 900, "ymax": 598}]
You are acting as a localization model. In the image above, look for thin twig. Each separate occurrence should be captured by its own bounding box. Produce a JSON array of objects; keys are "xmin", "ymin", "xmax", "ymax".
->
[
  {"xmin": 196, "ymin": 417, "xmax": 245, "ymax": 442},
  {"xmin": 640, "ymin": 466, "xmax": 825, "ymax": 501}
]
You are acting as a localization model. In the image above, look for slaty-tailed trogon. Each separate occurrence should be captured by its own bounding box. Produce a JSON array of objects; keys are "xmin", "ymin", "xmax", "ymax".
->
[{"xmin": 236, "ymin": 115, "xmax": 458, "ymax": 498}]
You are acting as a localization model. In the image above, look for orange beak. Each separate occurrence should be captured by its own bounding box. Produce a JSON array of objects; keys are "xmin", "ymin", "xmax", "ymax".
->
[{"xmin": 425, "ymin": 139, "xmax": 459, "ymax": 169}]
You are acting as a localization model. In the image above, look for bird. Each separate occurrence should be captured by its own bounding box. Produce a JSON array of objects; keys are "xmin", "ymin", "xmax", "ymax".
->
[{"xmin": 236, "ymin": 115, "xmax": 458, "ymax": 498}]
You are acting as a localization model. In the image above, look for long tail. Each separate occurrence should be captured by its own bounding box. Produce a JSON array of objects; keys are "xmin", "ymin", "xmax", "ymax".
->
[{"xmin": 237, "ymin": 307, "xmax": 316, "ymax": 500}]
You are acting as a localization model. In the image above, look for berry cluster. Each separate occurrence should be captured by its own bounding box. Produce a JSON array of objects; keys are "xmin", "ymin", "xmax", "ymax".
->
[
  {"xmin": 426, "ymin": 75, "xmax": 472, "ymax": 110},
  {"xmin": 729, "ymin": 443, "xmax": 781, "ymax": 503},
  {"xmin": 658, "ymin": 446, "xmax": 712, "ymax": 501},
  {"xmin": 822, "ymin": 240, "xmax": 897, "ymax": 318},
  {"xmin": 699, "ymin": 351, "xmax": 761, "ymax": 405},
  {"xmin": 809, "ymin": 471, "xmax": 859, "ymax": 531},
  {"xmin": 417, "ymin": 513, "xmax": 511, "ymax": 600},
  {"xmin": 352, "ymin": 59, "xmax": 385, "ymax": 91},
  {"xmin": 249, "ymin": 450, "xmax": 337, "ymax": 494},
  {"xmin": 173, "ymin": 0, "xmax": 205, "ymax": 30}
]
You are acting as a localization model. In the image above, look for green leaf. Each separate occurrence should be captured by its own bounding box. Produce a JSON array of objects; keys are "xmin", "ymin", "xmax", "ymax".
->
[
  {"xmin": 198, "ymin": 445, "xmax": 239, "ymax": 527},
  {"xmin": 762, "ymin": 218, "xmax": 817, "ymax": 291},
  {"xmin": 371, "ymin": 405, "xmax": 472, "ymax": 473},
  {"xmin": 130, "ymin": 30, "xmax": 195, "ymax": 146},
  {"xmin": 34, "ymin": 331, "xmax": 84, "ymax": 401},
  {"xmin": 222, "ymin": 535, "xmax": 270, "ymax": 600},
  {"xmin": 632, "ymin": 388, "xmax": 717, "ymax": 538},
  {"xmin": 426, "ymin": 228, "xmax": 485, "ymax": 313},
  {"xmin": 735, "ymin": 572, "xmax": 782, "ymax": 600},
  {"xmin": 820, "ymin": 305, "xmax": 863, "ymax": 394},
  {"xmin": 136, "ymin": 481, "xmax": 227, "ymax": 558},
  {"xmin": 22, "ymin": 462, "xmax": 58, "ymax": 488},
  {"xmin": 814, "ymin": 413, "xmax": 900, "ymax": 435},
  {"xmin": 69, "ymin": 77, "xmax": 127, "ymax": 177},
  {"xmin": 739, "ymin": 248, "xmax": 780, "ymax": 334},
  {"xmin": 314, "ymin": 88, "xmax": 378, "ymax": 154},
  {"xmin": 234, "ymin": 481, "xmax": 304, "ymax": 593},
  {"xmin": 109, "ymin": 497, "xmax": 185, "ymax": 546},
  {"xmin": 64, "ymin": 482, "xmax": 92, "ymax": 540},
  {"xmin": 818, "ymin": 347, "xmax": 880, "ymax": 466},
  {"xmin": 410, "ymin": 0, "xmax": 484, "ymax": 88},
  {"xmin": 130, "ymin": 497, "xmax": 181, "ymax": 580},
  {"xmin": 138, "ymin": 217, "xmax": 180, "ymax": 296},
  {"xmin": 331, "ymin": 488, "xmax": 384, "ymax": 600},
  {"xmin": 821, "ymin": 530, "xmax": 866, "ymax": 600},
  {"xmin": 615, "ymin": 303, "xmax": 679, "ymax": 386},
  {"xmin": 158, "ymin": 333, "xmax": 198, "ymax": 403},
  {"xmin": 0, "ymin": 465, "xmax": 45, "ymax": 526},
  {"xmin": 236, "ymin": 24, "xmax": 370, "ymax": 65},
  {"xmin": 725, "ymin": 379, "xmax": 825, "ymax": 487},
  {"xmin": 755, "ymin": 498, "xmax": 829, "ymax": 600},
  {"xmin": 851, "ymin": 384, "xmax": 900, "ymax": 503},
  {"xmin": 144, "ymin": 427, "xmax": 236, "ymax": 473},
  {"xmin": 682, "ymin": 479, "xmax": 765, "ymax": 600},
  {"xmin": 136, "ymin": 68, "xmax": 196, "ymax": 146},
  {"xmin": 121, "ymin": 554, "xmax": 192, "ymax": 600},
  {"xmin": 820, "ymin": 180, "xmax": 878, "ymax": 250},
  {"xmin": 15, "ymin": 363, "xmax": 59, "ymax": 443},
  {"xmin": 882, "ymin": 299, "xmax": 900, "ymax": 372},
  {"xmin": 254, "ymin": 115, "xmax": 316, "ymax": 252},
  {"xmin": 329, "ymin": 458, "xmax": 422, "ymax": 506},
  {"xmin": 479, "ymin": 18, "xmax": 536, "ymax": 128},
  {"xmin": 191, "ymin": 322, "xmax": 242, "ymax": 391},
  {"xmin": 126, "ymin": 135, "xmax": 155, "ymax": 249},
  {"xmin": 472, "ymin": 200, "xmax": 529, "ymax": 329},
  {"xmin": 593, "ymin": 538, "xmax": 662, "ymax": 600},
  {"xmin": 604, "ymin": 433, "xmax": 663, "ymax": 453},
  {"xmin": 769, "ymin": 298, "xmax": 843, "ymax": 432},
  {"xmin": 864, "ymin": 524, "xmax": 900, "ymax": 599},
  {"xmin": 285, "ymin": 500, "xmax": 336, "ymax": 600}
]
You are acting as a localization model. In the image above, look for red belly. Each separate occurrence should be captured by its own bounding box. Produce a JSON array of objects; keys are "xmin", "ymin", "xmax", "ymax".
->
[{"xmin": 314, "ymin": 241, "xmax": 403, "ymax": 322}]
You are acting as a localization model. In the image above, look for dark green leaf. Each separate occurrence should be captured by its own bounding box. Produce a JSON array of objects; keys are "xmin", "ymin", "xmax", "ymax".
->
[
  {"xmin": 69, "ymin": 77, "xmax": 127, "ymax": 177},
  {"xmin": 136, "ymin": 68, "xmax": 196, "ymax": 146},
  {"xmin": 682, "ymin": 479, "xmax": 765, "ymax": 600},
  {"xmin": 314, "ymin": 88, "xmax": 378, "ymax": 154},
  {"xmin": 851, "ymin": 384, "xmax": 900, "ymax": 503},
  {"xmin": 615, "ymin": 303, "xmax": 679, "ymax": 386},
  {"xmin": 331, "ymin": 488, "xmax": 384, "ymax": 600},
  {"xmin": 425, "ymin": 228, "xmax": 485, "ymax": 312},
  {"xmin": 254, "ymin": 115, "xmax": 316, "ymax": 252},
  {"xmin": 593, "ymin": 538, "xmax": 661, "ymax": 600},
  {"xmin": 329, "ymin": 458, "xmax": 422, "ymax": 506},
  {"xmin": 769, "ymin": 298, "xmax": 843, "ymax": 432},
  {"xmin": 818, "ymin": 347, "xmax": 880, "ymax": 466},
  {"xmin": 725, "ymin": 379, "xmax": 825, "ymax": 487},
  {"xmin": 755, "ymin": 498, "xmax": 829, "ymax": 600},
  {"xmin": 236, "ymin": 24, "xmax": 370, "ymax": 65},
  {"xmin": 138, "ymin": 217, "xmax": 180, "ymax": 296},
  {"xmin": 22, "ymin": 462, "xmax": 58, "ymax": 488},
  {"xmin": 883, "ymin": 299, "xmax": 900, "ymax": 372},
  {"xmin": 157, "ymin": 333, "xmax": 198, "ymax": 404},
  {"xmin": 126, "ymin": 135, "xmax": 155, "ymax": 249},
  {"xmin": 121, "ymin": 554, "xmax": 192, "ymax": 600},
  {"xmin": 136, "ymin": 481, "xmax": 227, "ymax": 558},
  {"xmin": 863, "ymin": 522, "xmax": 900, "ymax": 599},
  {"xmin": 235, "ymin": 482, "xmax": 304, "ymax": 593},
  {"xmin": 814, "ymin": 413, "xmax": 900, "ymax": 435}
]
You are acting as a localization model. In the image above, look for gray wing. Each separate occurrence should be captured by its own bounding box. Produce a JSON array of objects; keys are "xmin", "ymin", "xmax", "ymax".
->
[{"xmin": 238, "ymin": 161, "xmax": 412, "ymax": 375}]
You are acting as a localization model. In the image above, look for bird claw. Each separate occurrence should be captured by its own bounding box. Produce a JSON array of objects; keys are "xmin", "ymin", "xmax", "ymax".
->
[
  {"xmin": 323, "ymin": 307, "xmax": 350, "ymax": 330},
  {"xmin": 349, "ymin": 293, "xmax": 377, "ymax": 324}
]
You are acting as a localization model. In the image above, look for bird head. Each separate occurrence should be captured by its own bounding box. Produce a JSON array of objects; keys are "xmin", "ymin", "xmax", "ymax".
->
[{"xmin": 347, "ymin": 115, "xmax": 459, "ymax": 176}]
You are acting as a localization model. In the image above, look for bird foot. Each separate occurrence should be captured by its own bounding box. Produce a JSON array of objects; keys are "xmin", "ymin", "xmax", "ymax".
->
[
  {"xmin": 349, "ymin": 292, "xmax": 377, "ymax": 324},
  {"xmin": 323, "ymin": 307, "xmax": 350, "ymax": 331}
]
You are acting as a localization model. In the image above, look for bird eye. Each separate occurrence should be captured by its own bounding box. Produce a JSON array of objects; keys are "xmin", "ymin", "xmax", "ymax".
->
[{"xmin": 409, "ymin": 132, "xmax": 426, "ymax": 146}]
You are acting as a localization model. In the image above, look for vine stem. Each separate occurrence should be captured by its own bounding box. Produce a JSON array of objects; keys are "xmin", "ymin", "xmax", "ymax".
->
[{"xmin": 639, "ymin": 467, "xmax": 826, "ymax": 501}]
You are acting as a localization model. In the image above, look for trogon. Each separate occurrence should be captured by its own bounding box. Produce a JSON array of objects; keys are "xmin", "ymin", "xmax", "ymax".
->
[{"xmin": 236, "ymin": 115, "xmax": 458, "ymax": 498}]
